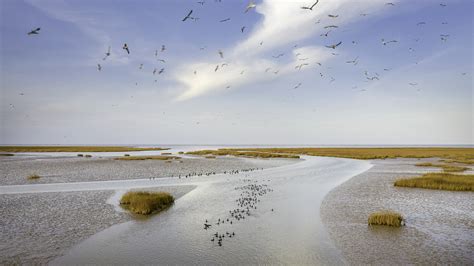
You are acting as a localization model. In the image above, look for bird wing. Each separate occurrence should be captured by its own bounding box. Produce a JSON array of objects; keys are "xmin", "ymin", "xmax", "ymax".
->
[{"xmin": 310, "ymin": 0, "xmax": 319, "ymax": 9}]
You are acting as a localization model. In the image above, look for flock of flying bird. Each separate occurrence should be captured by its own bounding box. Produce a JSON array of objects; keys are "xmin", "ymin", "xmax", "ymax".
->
[{"xmin": 23, "ymin": 0, "xmax": 464, "ymax": 103}]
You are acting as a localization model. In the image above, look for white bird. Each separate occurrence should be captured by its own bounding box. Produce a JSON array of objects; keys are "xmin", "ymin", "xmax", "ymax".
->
[
  {"xmin": 218, "ymin": 50, "xmax": 224, "ymax": 58},
  {"xmin": 325, "ymin": 41, "xmax": 342, "ymax": 49},
  {"xmin": 103, "ymin": 46, "xmax": 111, "ymax": 60},
  {"xmin": 97, "ymin": 64, "xmax": 102, "ymax": 71},
  {"xmin": 293, "ymin": 83, "xmax": 302, "ymax": 89},
  {"xmin": 244, "ymin": 1, "xmax": 256, "ymax": 13},
  {"xmin": 301, "ymin": 0, "xmax": 319, "ymax": 10}
]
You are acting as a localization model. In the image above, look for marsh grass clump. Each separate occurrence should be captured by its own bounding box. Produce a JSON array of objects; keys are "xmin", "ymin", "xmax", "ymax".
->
[
  {"xmin": 415, "ymin": 162, "xmax": 469, "ymax": 172},
  {"xmin": 0, "ymin": 153, "xmax": 14, "ymax": 156},
  {"xmin": 120, "ymin": 191, "xmax": 174, "ymax": 215},
  {"xmin": 368, "ymin": 211, "xmax": 404, "ymax": 227},
  {"xmin": 27, "ymin": 174, "xmax": 41, "ymax": 180},
  {"xmin": 0, "ymin": 146, "xmax": 169, "ymax": 153},
  {"xmin": 394, "ymin": 173, "xmax": 474, "ymax": 191},
  {"xmin": 115, "ymin": 155, "xmax": 180, "ymax": 161},
  {"xmin": 161, "ymin": 152, "xmax": 172, "ymax": 155},
  {"xmin": 187, "ymin": 149, "xmax": 300, "ymax": 159},
  {"xmin": 178, "ymin": 151, "xmax": 184, "ymax": 154}
]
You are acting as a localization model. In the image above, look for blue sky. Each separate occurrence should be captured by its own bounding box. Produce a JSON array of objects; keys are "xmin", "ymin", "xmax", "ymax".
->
[{"xmin": 0, "ymin": 0, "xmax": 472, "ymax": 145}]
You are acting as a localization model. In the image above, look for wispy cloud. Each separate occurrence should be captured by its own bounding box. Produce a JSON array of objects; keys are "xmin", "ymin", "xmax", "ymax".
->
[{"xmin": 174, "ymin": 0, "xmax": 391, "ymax": 101}]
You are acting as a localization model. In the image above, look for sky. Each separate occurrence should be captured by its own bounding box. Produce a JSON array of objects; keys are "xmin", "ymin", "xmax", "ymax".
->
[{"xmin": 0, "ymin": 0, "xmax": 472, "ymax": 145}]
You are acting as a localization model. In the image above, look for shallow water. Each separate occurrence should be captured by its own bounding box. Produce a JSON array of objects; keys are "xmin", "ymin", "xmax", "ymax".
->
[{"xmin": 52, "ymin": 156, "xmax": 372, "ymax": 265}]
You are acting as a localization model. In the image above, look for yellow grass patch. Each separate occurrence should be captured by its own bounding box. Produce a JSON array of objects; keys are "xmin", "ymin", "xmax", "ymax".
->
[
  {"xmin": 394, "ymin": 173, "xmax": 473, "ymax": 191},
  {"xmin": 368, "ymin": 211, "xmax": 404, "ymax": 227},
  {"xmin": 0, "ymin": 146, "xmax": 169, "ymax": 153},
  {"xmin": 187, "ymin": 149, "xmax": 300, "ymax": 159},
  {"xmin": 415, "ymin": 162, "xmax": 469, "ymax": 172},
  {"xmin": 115, "ymin": 155, "xmax": 180, "ymax": 161},
  {"xmin": 120, "ymin": 191, "xmax": 174, "ymax": 215},
  {"xmin": 27, "ymin": 174, "xmax": 41, "ymax": 180}
]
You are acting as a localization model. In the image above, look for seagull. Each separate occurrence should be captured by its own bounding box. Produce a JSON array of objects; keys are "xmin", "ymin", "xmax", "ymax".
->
[
  {"xmin": 139, "ymin": 64, "xmax": 143, "ymax": 70},
  {"xmin": 346, "ymin": 56, "xmax": 359, "ymax": 65},
  {"xmin": 245, "ymin": 1, "xmax": 256, "ymax": 13},
  {"xmin": 360, "ymin": 13, "xmax": 369, "ymax": 16},
  {"xmin": 299, "ymin": 57, "xmax": 309, "ymax": 61},
  {"xmin": 241, "ymin": 26, "xmax": 246, "ymax": 33},
  {"xmin": 409, "ymin": 82, "xmax": 418, "ymax": 86},
  {"xmin": 153, "ymin": 68, "xmax": 157, "ymax": 75},
  {"xmin": 123, "ymin": 43, "xmax": 130, "ymax": 54},
  {"xmin": 273, "ymin": 70, "xmax": 279, "ymax": 74},
  {"xmin": 19, "ymin": 93, "xmax": 24, "ymax": 96},
  {"xmin": 221, "ymin": 63, "xmax": 228, "ymax": 67},
  {"xmin": 320, "ymin": 30, "xmax": 331, "ymax": 37},
  {"xmin": 272, "ymin": 53, "xmax": 284, "ymax": 58},
  {"xmin": 197, "ymin": 1, "xmax": 205, "ymax": 5},
  {"xmin": 328, "ymin": 14, "xmax": 339, "ymax": 18},
  {"xmin": 325, "ymin": 41, "xmax": 342, "ymax": 49},
  {"xmin": 215, "ymin": 65, "xmax": 219, "ymax": 72},
  {"xmin": 103, "ymin": 46, "xmax": 111, "ymax": 60},
  {"xmin": 161, "ymin": 45, "xmax": 166, "ymax": 52},
  {"xmin": 218, "ymin": 50, "xmax": 224, "ymax": 58},
  {"xmin": 220, "ymin": 18, "xmax": 231, "ymax": 22},
  {"xmin": 157, "ymin": 59, "xmax": 166, "ymax": 63},
  {"xmin": 440, "ymin": 3, "xmax": 447, "ymax": 7},
  {"xmin": 324, "ymin": 25, "xmax": 338, "ymax": 29},
  {"xmin": 440, "ymin": 34, "xmax": 449, "ymax": 41},
  {"xmin": 265, "ymin": 67, "xmax": 272, "ymax": 73},
  {"xmin": 385, "ymin": 2, "xmax": 395, "ymax": 6},
  {"xmin": 295, "ymin": 63, "xmax": 309, "ymax": 70},
  {"xmin": 182, "ymin": 10, "xmax": 194, "ymax": 21},
  {"xmin": 381, "ymin": 39, "xmax": 397, "ymax": 45},
  {"xmin": 417, "ymin": 22, "xmax": 426, "ymax": 26},
  {"xmin": 366, "ymin": 76, "xmax": 379, "ymax": 81},
  {"xmin": 97, "ymin": 64, "xmax": 102, "ymax": 71},
  {"xmin": 301, "ymin": 0, "xmax": 319, "ymax": 10},
  {"xmin": 293, "ymin": 83, "xmax": 302, "ymax": 89},
  {"xmin": 158, "ymin": 68, "xmax": 165, "ymax": 74},
  {"xmin": 27, "ymin": 27, "xmax": 40, "ymax": 35}
]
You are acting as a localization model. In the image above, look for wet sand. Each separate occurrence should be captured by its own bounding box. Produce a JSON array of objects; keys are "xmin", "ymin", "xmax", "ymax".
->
[
  {"xmin": 0, "ymin": 156, "xmax": 297, "ymax": 265},
  {"xmin": 321, "ymin": 158, "xmax": 474, "ymax": 264}
]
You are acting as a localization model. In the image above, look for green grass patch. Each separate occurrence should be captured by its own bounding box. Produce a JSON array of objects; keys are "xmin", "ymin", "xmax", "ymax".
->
[
  {"xmin": 415, "ymin": 162, "xmax": 469, "ymax": 172},
  {"xmin": 193, "ymin": 147, "xmax": 473, "ymax": 161},
  {"xmin": 368, "ymin": 211, "xmax": 404, "ymax": 227},
  {"xmin": 120, "ymin": 191, "xmax": 174, "ymax": 215},
  {"xmin": 27, "ymin": 174, "xmax": 41, "ymax": 180},
  {"xmin": 115, "ymin": 155, "xmax": 180, "ymax": 161},
  {"xmin": 394, "ymin": 173, "xmax": 474, "ymax": 191},
  {"xmin": 0, "ymin": 146, "xmax": 169, "ymax": 153}
]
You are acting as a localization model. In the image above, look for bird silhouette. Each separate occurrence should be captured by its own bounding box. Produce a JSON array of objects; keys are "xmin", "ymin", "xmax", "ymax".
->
[{"xmin": 27, "ymin": 28, "xmax": 41, "ymax": 35}]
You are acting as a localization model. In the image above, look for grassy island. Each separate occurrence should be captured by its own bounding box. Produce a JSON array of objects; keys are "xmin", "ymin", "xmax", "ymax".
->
[
  {"xmin": 394, "ymin": 173, "xmax": 473, "ymax": 191},
  {"xmin": 120, "ymin": 191, "xmax": 174, "ymax": 215},
  {"xmin": 368, "ymin": 211, "xmax": 404, "ymax": 227},
  {"xmin": 0, "ymin": 146, "xmax": 169, "ymax": 153}
]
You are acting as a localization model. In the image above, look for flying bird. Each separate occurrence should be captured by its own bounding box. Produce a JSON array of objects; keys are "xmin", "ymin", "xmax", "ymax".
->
[
  {"xmin": 157, "ymin": 59, "xmax": 166, "ymax": 63},
  {"xmin": 161, "ymin": 45, "xmax": 166, "ymax": 52},
  {"xmin": 272, "ymin": 53, "xmax": 284, "ymax": 58},
  {"xmin": 325, "ymin": 41, "xmax": 342, "ymax": 49},
  {"xmin": 123, "ymin": 43, "xmax": 130, "ymax": 54},
  {"xmin": 293, "ymin": 83, "xmax": 302, "ymax": 89},
  {"xmin": 153, "ymin": 68, "xmax": 157, "ymax": 75},
  {"xmin": 245, "ymin": 1, "xmax": 256, "ymax": 13},
  {"xmin": 324, "ymin": 25, "xmax": 338, "ymax": 29},
  {"xmin": 346, "ymin": 56, "xmax": 359, "ymax": 65},
  {"xmin": 220, "ymin": 18, "xmax": 231, "ymax": 22},
  {"xmin": 440, "ymin": 3, "xmax": 447, "ymax": 7},
  {"xmin": 215, "ymin": 65, "xmax": 219, "ymax": 72},
  {"xmin": 301, "ymin": 0, "xmax": 319, "ymax": 10},
  {"xmin": 440, "ymin": 34, "xmax": 449, "ymax": 41},
  {"xmin": 182, "ymin": 10, "xmax": 194, "ymax": 21},
  {"xmin": 295, "ymin": 63, "xmax": 309, "ymax": 70},
  {"xmin": 197, "ymin": 1, "xmax": 205, "ymax": 5},
  {"xmin": 27, "ymin": 27, "xmax": 40, "ymax": 35},
  {"xmin": 218, "ymin": 50, "xmax": 224, "ymax": 58},
  {"xmin": 381, "ymin": 39, "xmax": 397, "ymax": 45},
  {"xmin": 328, "ymin": 14, "xmax": 339, "ymax": 18},
  {"xmin": 417, "ymin": 22, "xmax": 426, "ymax": 26},
  {"xmin": 158, "ymin": 68, "xmax": 165, "ymax": 74},
  {"xmin": 139, "ymin": 64, "xmax": 143, "ymax": 70},
  {"xmin": 409, "ymin": 82, "xmax": 418, "ymax": 86},
  {"xmin": 320, "ymin": 30, "xmax": 331, "ymax": 37},
  {"xmin": 97, "ymin": 64, "xmax": 102, "ymax": 71},
  {"xmin": 241, "ymin": 26, "xmax": 246, "ymax": 33},
  {"xmin": 385, "ymin": 2, "xmax": 395, "ymax": 6},
  {"xmin": 103, "ymin": 46, "xmax": 111, "ymax": 60}
]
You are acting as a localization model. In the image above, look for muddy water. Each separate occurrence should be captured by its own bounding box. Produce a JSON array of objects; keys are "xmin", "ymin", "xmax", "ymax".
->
[{"xmin": 52, "ymin": 156, "xmax": 372, "ymax": 265}]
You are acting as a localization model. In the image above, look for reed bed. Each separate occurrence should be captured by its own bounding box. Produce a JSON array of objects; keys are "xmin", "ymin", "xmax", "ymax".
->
[
  {"xmin": 200, "ymin": 147, "xmax": 473, "ymax": 161},
  {"xmin": 415, "ymin": 162, "xmax": 469, "ymax": 172},
  {"xmin": 394, "ymin": 173, "xmax": 473, "ymax": 191},
  {"xmin": 368, "ymin": 211, "xmax": 404, "ymax": 227},
  {"xmin": 115, "ymin": 155, "xmax": 180, "ymax": 161},
  {"xmin": 0, "ymin": 146, "xmax": 169, "ymax": 153},
  {"xmin": 120, "ymin": 191, "xmax": 174, "ymax": 215},
  {"xmin": 187, "ymin": 149, "xmax": 300, "ymax": 159}
]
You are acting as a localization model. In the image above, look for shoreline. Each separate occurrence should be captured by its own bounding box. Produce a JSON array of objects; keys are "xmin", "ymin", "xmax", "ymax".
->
[{"xmin": 320, "ymin": 158, "xmax": 473, "ymax": 264}]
